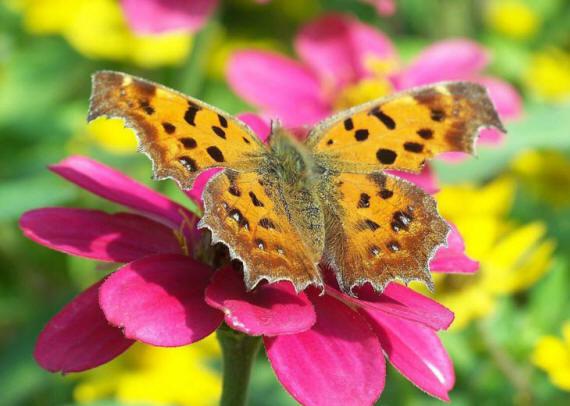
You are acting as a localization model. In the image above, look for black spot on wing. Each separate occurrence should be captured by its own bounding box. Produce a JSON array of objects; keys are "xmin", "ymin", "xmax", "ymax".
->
[
  {"xmin": 376, "ymin": 149, "xmax": 397, "ymax": 164},
  {"xmin": 344, "ymin": 118, "xmax": 354, "ymax": 131},
  {"xmin": 206, "ymin": 146, "xmax": 225, "ymax": 162},
  {"xmin": 259, "ymin": 218, "xmax": 276, "ymax": 229},
  {"xmin": 370, "ymin": 107, "xmax": 396, "ymax": 130},
  {"xmin": 179, "ymin": 156, "xmax": 198, "ymax": 172},
  {"xmin": 431, "ymin": 109, "xmax": 446, "ymax": 122},
  {"xmin": 139, "ymin": 100, "xmax": 154, "ymax": 115},
  {"xmin": 180, "ymin": 137, "xmax": 197, "ymax": 149},
  {"xmin": 417, "ymin": 128, "xmax": 433, "ymax": 139},
  {"xmin": 184, "ymin": 102, "xmax": 200, "ymax": 126},
  {"xmin": 212, "ymin": 126, "xmax": 226, "ymax": 139},
  {"xmin": 357, "ymin": 193, "xmax": 370, "ymax": 208},
  {"xmin": 387, "ymin": 241, "xmax": 400, "ymax": 252},
  {"xmin": 359, "ymin": 219, "xmax": 380, "ymax": 231},
  {"xmin": 228, "ymin": 208, "xmax": 249, "ymax": 230},
  {"xmin": 354, "ymin": 129, "xmax": 369, "ymax": 141},
  {"xmin": 162, "ymin": 122, "xmax": 176, "ymax": 134},
  {"xmin": 249, "ymin": 191, "xmax": 264, "ymax": 207},
  {"xmin": 228, "ymin": 184, "xmax": 241, "ymax": 196},
  {"xmin": 218, "ymin": 114, "xmax": 228, "ymax": 128},
  {"xmin": 404, "ymin": 142, "xmax": 424, "ymax": 153}
]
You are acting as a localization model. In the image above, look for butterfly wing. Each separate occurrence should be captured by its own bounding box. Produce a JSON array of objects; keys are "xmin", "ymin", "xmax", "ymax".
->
[
  {"xmin": 88, "ymin": 71, "xmax": 266, "ymax": 189},
  {"xmin": 322, "ymin": 172, "xmax": 449, "ymax": 294},
  {"xmin": 307, "ymin": 82, "xmax": 505, "ymax": 173},
  {"xmin": 199, "ymin": 169, "xmax": 323, "ymax": 291}
]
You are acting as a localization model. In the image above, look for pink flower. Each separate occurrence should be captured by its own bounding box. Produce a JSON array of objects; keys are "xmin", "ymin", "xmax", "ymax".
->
[
  {"xmin": 22, "ymin": 116, "xmax": 477, "ymax": 404},
  {"xmin": 227, "ymin": 13, "xmax": 522, "ymax": 145},
  {"xmin": 120, "ymin": 0, "xmax": 219, "ymax": 34},
  {"xmin": 362, "ymin": 0, "xmax": 397, "ymax": 16},
  {"xmin": 120, "ymin": 1, "xmax": 396, "ymax": 35}
]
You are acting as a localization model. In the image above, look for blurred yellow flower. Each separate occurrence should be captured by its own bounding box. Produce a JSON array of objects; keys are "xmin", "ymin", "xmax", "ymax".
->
[
  {"xmin": 86, "ymin": 117, "xmax": 138, "ymax": 154},
  {"xmin": 333, "ymin": 78, "xmax": 393, "ymax": 111},
  {"xmin": 511, "ymin": 150, "xmax": 570, "ymax": 208},
  {"xmin": 525, "ymin": 49, "xmax": 570, "ymax": 103},
  {"xmin": 532, "ymin": 321, "xmax": 570, "ymax": 391},
  {"xmin": 332, "ymin": 57, "xmax": 397, "ymax": 111},
  {"xmin": 73, "ymin": 336, "xmax": 221, "ymax": 406},
  {"xmin": 486, "ymin": 0, "xmax": 540, "ymax": 40},
  {"xmin": 17, "ymin": 0, "xmax": 192, "ymax": 67},
  {"xmin": 426, "ymin": 177, "xmax": 555, "ymax": 329}
]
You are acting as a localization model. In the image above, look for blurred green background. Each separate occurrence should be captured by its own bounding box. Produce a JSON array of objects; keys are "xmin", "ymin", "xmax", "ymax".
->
[{"xmin": 1, "ymin": 0, "xmax": 570, "ymax": 405}]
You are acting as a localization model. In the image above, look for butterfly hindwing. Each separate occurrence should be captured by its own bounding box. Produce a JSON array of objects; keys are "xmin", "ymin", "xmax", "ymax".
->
[
  {"xmin": 308, "ymin": 82, "xmax": 505, "ymax": 173},
  {"xmin": 88, "ymin": 71, "xmax": 266, "ymax": 189},
  {"xmin": 322, "ymin": 172, "xmax": 449, "ymax": 293},
  {"xmin": 199, "ymin": 169, "xmax": 323, "ymax": 291}
]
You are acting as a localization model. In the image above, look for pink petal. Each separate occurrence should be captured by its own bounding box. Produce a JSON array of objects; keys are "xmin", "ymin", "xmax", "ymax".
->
[
  {"xmin": 346, "ymin": 283, "xmax": 454, "ymax": 331},
  {"xmin": 396, "ymin": 39, "xmax": 489, "ymax": 89},
  {"xmin": 185, "ymin": 113, "xmax": 271, "ymax": 204},
  {"xmin": 295, "ymin": 13, "xmax": 396, "ymax": 89},
  {"xmin": 227, "ymin": 50, "xmax": 330, "ymax": 127},
  {"xmin": 264, "ymin": 293, "xmax": 385, "ymax": 406},
  {"xmin": 362, "ymin": 311, "xmax": 455, "ymax": 401},
  {"xmin": 20, "ymin": 208, "xmax": 181, "ymax": 263},
  {"xmin": 50, "ymin": 156, "xmax": 195, "ymax": 229},
  {"xmin": 388, "ymin": 165, "xmax": 439, "ymax": 194},
  {"xmin": 35, "ymin": 281, "xmax": 134, "ymax": 373},
  {"xmin": 237, "ymin": 112, "xmax": 271, "ymax": 142},
  {"xmin": 362, "ymin": 0, "xmax": 396, "ymax": 16},
  {"xmin": 476, "ymin": 76, "xmax": 522, "ymax": 119},
  {"xmin": 100, "ymin": 254, "xmax": 222, "ymax": 346},
  {"xmin": 185, "ymin": 168, "xmax": 221, "ymax": 205},
  {"xmin": 205, "ymin": 266, "xmax": 316, "ymax": 336},
  {"xmin": 478, "ymin": 128, "xmax": 505, "ymax": 145},
  {"xmin": 120, "ymin": 0, "xmax": 218, "ymax": 34},
  {"xmin": 431, "ymin": 223, "xmax": 479, "ymax": 274}
]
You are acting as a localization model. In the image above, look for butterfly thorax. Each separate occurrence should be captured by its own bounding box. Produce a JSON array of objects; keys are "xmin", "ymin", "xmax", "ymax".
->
[{"xmin": 259, "ymin": 129, "xmax": 326, "ymax": 259}]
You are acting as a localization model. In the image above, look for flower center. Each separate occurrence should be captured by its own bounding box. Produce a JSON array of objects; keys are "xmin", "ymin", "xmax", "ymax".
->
[{"xmin": 332, "ymin": 56, "xmax": 397, "ymax": 111}]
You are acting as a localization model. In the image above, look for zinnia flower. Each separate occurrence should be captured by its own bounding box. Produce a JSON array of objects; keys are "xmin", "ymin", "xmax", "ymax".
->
[
  {"xmin": 118, "ymin": 0, "xmax": 397, "ymax": 36},
  {"xmin": 227, "ymin": 13, "xmax": 522, "ymax": 147},
  {"xmin": 18, "ymin": 0, "xmax": 192, "ymax": 67},
  {"xmin": 22, "ymin": 114, "xmax": 477, "ymax": 404}
]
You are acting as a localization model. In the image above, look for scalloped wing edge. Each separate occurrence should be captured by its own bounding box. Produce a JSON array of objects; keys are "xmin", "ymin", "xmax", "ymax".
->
[
  {"xmin": 87, "ymin": 70, "xmax": 265, "ymax": 191},
  {"xmin": 307, "ymin": 81, "xmax": 507, "ymax": 166},
  {"xmin": 197, "ymin": 171, "xmax": 324, "ymax": 293}
]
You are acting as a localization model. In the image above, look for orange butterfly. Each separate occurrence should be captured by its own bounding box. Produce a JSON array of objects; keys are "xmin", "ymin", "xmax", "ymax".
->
[{"xmin": 88, "ymin": 71, "xmax": 504, "ymax": 294}]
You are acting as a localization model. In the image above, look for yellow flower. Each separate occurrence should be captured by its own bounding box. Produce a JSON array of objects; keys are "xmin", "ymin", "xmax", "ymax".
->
[
  {"xmin": 525, "ymin": 49, "xmax": 570, "ymax": 103},
  {"xmin": 331, "ymin": 56, "xmax": 397, "ymax": 111},
  {"xmin": 73, "ymin": 336, "xmax": 221, "ymax": 406},
  {"xmin": 511, "ymin": 149, "xmax": 570, "ymax": 208},
  {"xmin": 425, "ymin": 177, "xmax": 555, "ymax": 330},
  {"xmin": 85, "ymin": 117, "xmax": 138, "ymax": 154},
  {"xmin": 17, "ymin": 0, "xmax": 192, "ymax": 67},
  {"xmin": 532, "ymin": 321, "xmax": 570, "ymax": 391},
  {"xmin": 486, "ymin": 0, "xmax": 540, "ymax": 40},
  {"xmin": 333, "ymin": 78, "xmax": 393, "ymax": 111}
]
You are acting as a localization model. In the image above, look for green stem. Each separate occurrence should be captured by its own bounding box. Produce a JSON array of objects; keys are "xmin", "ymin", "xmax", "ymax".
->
[{"xmin": 217, "ymin": 325, "xmax": 262, "ymax": 406}]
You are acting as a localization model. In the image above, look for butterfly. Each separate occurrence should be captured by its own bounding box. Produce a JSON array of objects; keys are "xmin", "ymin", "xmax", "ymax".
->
[{"xmin": 88, "ymin": 71, "xmax": 505, "ymax": 295}]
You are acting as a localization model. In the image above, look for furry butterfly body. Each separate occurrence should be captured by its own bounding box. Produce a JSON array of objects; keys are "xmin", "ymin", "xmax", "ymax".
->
[{"xmin": 88, "ymin": 71, "xmax": 505, "ymax": 294}]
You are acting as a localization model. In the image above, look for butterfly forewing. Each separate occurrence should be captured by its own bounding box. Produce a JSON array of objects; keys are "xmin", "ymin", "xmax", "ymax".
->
[
  {"xmin": 307, "ymin": 82, "xmax": 505, "ymax": 174},
  {"xmin": 88, "ymin": 71, "xmax": 266, "ymax": 189}
]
